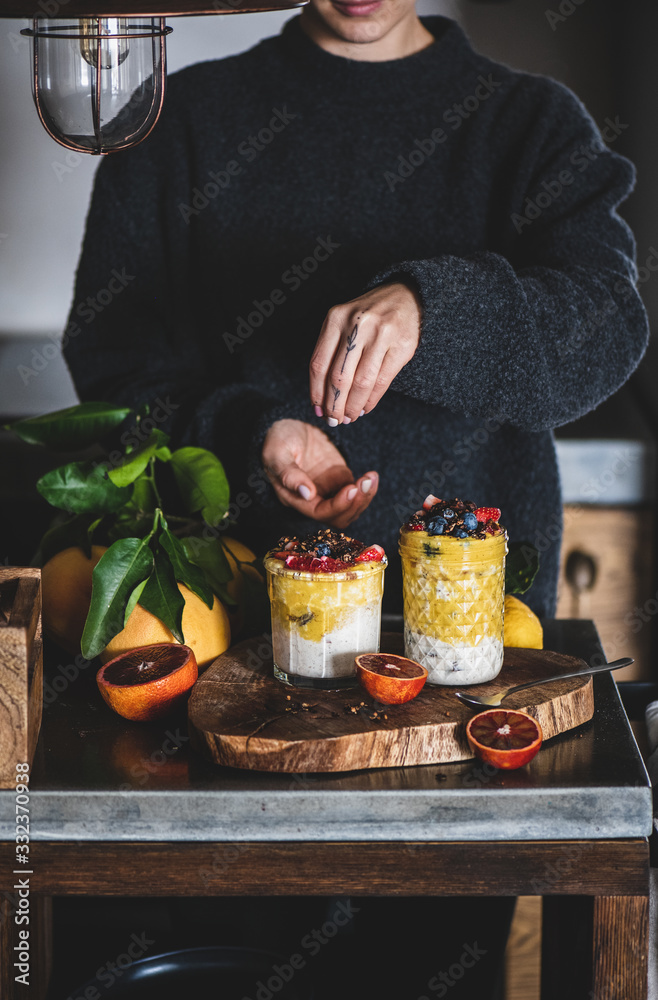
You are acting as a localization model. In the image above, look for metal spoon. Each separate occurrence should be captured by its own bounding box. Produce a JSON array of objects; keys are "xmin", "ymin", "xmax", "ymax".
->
[{"xmin": 454, "ymin": 657, "xmax": 633, "ymax": 711}]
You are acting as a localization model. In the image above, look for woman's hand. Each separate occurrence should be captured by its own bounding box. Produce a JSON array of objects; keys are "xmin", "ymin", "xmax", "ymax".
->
[
  {"xmin": 309, "ymin": 282, "xmax": 422, "ymax": 425},
  {"xmin": 262, "ymin": 419, "xmax": 378, "ymax": 530}
]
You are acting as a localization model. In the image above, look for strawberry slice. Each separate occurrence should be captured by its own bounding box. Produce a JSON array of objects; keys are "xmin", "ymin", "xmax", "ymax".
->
[
  {"xmin": 474, "ymin": 506, "xmax": 501, "ymax": 523},
  {"xmin": 285, "ymin": 554, "xmax": 347, "ymax": 573},
  {"xmin": 422, "ymin": 494, "xmax": 442, "ymax": 511},
  {"xmin": 285, "ymin": 554, "xmax": 314, "ymax": 570},
  {"xmin": 355, "ymin": 544, "xmax": 385, "ymax": 563}
]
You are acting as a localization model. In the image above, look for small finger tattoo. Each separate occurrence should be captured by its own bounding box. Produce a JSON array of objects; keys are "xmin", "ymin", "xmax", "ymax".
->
[
  {"xmin": 340, "ymin": 324, "xmax": 358, "ymax": 374},
  {"xmin": 331, "ymin": 384, "xmax": 341, "ymax": 411}
]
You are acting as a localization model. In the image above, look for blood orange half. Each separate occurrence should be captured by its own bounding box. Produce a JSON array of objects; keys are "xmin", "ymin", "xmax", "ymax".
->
[
  {"xmin": 355, "ymin": 653, "xmax": 428, "ymax": 705},
  {"xmin": 465, "ymin": 709, "xmax": 543, "ymax": 770},
  {"xmin": 97, "ymin": 642, "xmax": 198, "ymax": 721}
]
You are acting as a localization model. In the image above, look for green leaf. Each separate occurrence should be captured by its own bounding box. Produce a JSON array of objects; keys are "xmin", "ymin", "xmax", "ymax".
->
[
  {"xmin": 181, "ymin": 535, "xmax": 233, "ymax": 598},
  {"xmin": 170, "ymin": 447, "xmax": 230, "ymax": 526},
  {"xmin": 105, "ymin": 477, "xmax": 158, "ymax": 543},
  {"xmin": 8, "ymin": 402, "xmax": 132, "ymax": 450},
  {"xmin": 37, "ymin": 461, "xmax": 132, "ymax": 515},
  {"xmin": 139, "ymin": 548, "xmax": 185, "ymax": 643},
  {"xmin": 159, "ymin": 518, "xmax": 214, "ymax": 609},
  {"xmin": 131, "ymin": 475, "xmax": 157, "ymax": 512},
  {"xmin": 39, "ymin": 513, "xmax": 96, "ymax": 564},
  {"xmin": 81, "ymin": 538, "xmax": 154, "ymax": 660},
  {"xmin": 124, "ymin": 578, "xmax": 147, "ymax": 625},
  {"xmin": 107, "ymin": 430, "xmax": 168, "ymax": 488},
  {"xmin": 505, "ymin": 542, "xmax": 540, "ymax": 596}
]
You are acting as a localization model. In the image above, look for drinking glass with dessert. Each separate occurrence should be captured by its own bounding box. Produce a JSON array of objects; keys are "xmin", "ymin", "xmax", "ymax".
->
[
  {"xmin": 399, "ymin": 496, "xmax": 507, "ymax": 686},
  {"xmin": 264, "ymin": 528, "xmax": 387, "ymax": 689}
]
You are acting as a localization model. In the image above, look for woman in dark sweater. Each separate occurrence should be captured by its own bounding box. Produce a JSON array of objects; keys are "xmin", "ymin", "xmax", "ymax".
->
[
  {"xmin": 63, "ymin": 2, "xmax": 648, "ymax": 994},
  {"xmin": 64, "ymin": 1, "xmax": 648, "ymax": 617}
]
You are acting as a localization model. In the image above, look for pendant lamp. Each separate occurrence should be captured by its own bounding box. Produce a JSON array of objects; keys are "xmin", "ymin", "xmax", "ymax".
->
[{"xmin": 2, "ymin": 0, "xmax": 306, "ymax": 155}]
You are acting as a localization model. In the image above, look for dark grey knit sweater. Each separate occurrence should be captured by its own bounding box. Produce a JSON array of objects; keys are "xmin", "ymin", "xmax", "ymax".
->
[{"xmin": 64, "ymin": 15, "xmax": 649, "ymax": 617}]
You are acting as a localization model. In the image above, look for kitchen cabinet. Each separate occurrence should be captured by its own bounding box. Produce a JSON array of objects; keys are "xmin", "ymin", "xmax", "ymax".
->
[
  {"xmin": 556, "ymin": 505, "xmax": 654, "ymax": 681},
  {"xmin": 554, "ymin": 385, "xmax": 656, "ymax": 682}
]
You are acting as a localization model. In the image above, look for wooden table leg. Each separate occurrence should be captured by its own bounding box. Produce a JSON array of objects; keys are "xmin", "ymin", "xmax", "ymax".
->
[
  {"xmin": 0, "ymin": 895, "xmax": 52, "ymax": 1000},
  {"xmin": 0, "ymin": 898, "xmax": 12, "ymax": 1000},
  {"xmin": 592, "ymin": 895, "xmax": 648, "ymax": 1000}
]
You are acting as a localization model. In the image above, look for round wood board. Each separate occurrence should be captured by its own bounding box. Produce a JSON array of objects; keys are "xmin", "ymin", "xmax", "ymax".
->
[{"xmin": 187, "ymin": 633, "xmax": 595, "ymax": 773}]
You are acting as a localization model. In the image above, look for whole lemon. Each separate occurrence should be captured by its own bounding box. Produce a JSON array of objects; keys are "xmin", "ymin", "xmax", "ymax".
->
[
  {"xmin": 503, "ymin": 595, "xmax": 543, "ymax": 649},
  {"xmin": 42, "ymin": 544, "xmax": 230, "ymax": 668},
  {"xmin": 101, "ymin": 585, "xmax": 230, "ymax": 671},
  {"xmin": 42, "ymin": 545, "xmax": 107, "ymax": 654}
]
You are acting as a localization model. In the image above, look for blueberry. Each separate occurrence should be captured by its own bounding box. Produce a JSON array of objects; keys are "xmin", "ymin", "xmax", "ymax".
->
[
  {"xmin": 315, "ymin": 542, "xmax": 332, "ymax": 557},
  {"xmin": 463, "ymin": 512, "xmax": 478, "ymax": 530},
  {"xmin": 427, "ymin": 517, "xmax": 446, "ymax": 535},
  {"xmin": 443, "ymin": 508, "xmax": 455, "ymax": 520},
  {"xmin": 455, "ymin": 529, "xmax": 469, "ymax": 538}
]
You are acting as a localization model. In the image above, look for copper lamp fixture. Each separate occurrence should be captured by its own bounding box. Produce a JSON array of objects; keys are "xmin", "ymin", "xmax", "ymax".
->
[{"xmin": 2, "ymin": 0, "xmax": 306, "ymax": 155}]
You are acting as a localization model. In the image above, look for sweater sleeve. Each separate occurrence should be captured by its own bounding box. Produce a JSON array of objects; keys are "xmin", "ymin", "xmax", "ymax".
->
[
  {"xmin": 368, "ymin": 81, "xmax": 649, "ymax": 432},
  {"xmin": 62, "ymin": 99, "xmax": 326, "ymax": 498}
]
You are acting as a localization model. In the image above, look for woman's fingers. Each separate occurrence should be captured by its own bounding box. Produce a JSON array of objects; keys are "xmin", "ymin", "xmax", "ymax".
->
[
  {"xmin": 309, "ymin": 309, "xmax": 344, "ymax": 416},
  {"xmin": 309, "ymin": 284, "xmax": 422, "ymax": 426},
  {"xmin": 262, "ymin": 419, "xmax": 379, "ymax": 527},
  {"xmin": 335, "ymin": 346, "xmax": 392, "ymax": 422},
  {"xmin": 266, "ymin": 459, "xmax": 317, "ymax": 505},
  {"xmin": 269, "ymin": 467, "xmax": 379, "ymax": 526},
  {"xmin": 313, "ymin": 471, "xmax": 379, "ymax": 527},
  {"xmin": 351, "ymin": 349, "xmax": 407, "ymax": 417}
]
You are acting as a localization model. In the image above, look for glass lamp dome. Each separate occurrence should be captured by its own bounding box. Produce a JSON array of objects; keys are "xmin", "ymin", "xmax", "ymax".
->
[
  {"xmin": 9, "ymin": 0, "xmax": 307, "ymax": 155},
  {"xmin": 23, "ymin": 18, "xmax": 171, "ymax": 154}
]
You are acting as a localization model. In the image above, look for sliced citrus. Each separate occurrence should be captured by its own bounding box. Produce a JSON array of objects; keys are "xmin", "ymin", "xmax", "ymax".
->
[
  {"xmin": 355, "ymin": 653, "xmax": 428, "ymax": 705},
  {"xmin": 466, "ymin": 709, "xmax": 543, "ymax": 769},
  {"xmin": 97, "ymin": 642, "xmax": 198, "ymax": 721}
]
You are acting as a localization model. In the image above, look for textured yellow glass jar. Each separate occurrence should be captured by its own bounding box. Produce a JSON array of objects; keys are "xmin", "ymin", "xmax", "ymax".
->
[
  {"xmin": 399, "ymin": 527, "xmax": 507, "ymax": 686},
  {"xmin": 265, "ymin": 556, "xmax": 387, "ymax": 689}
]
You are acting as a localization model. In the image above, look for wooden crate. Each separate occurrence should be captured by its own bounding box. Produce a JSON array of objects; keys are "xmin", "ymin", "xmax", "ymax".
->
[
  {"xmin": 556, "ymin": 506, "xmax": 654, "ymax": 681},
  {"xmin": 0, "ymin": 568, "xmax": 42, "ymax": 787}
]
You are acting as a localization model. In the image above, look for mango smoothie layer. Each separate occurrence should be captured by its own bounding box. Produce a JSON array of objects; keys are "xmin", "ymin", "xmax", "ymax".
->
[
  {"xmin": 400, "ymin": 497, "xmax": 507, "ymax": 686},
  {"xmin": 265, "ymin": 529, "xmax": 387, "ymax": 684}
]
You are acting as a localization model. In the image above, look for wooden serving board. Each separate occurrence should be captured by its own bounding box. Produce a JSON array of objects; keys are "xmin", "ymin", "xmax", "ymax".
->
[{"xmin": 187, "ymin": 633, "xmax": 595, "ymax": 773}]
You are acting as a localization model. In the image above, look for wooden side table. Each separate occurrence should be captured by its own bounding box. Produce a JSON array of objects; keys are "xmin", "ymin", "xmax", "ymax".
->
[{"xmin": 0, "ymin": 621, "xmax": 651, "ymax": 1000}]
